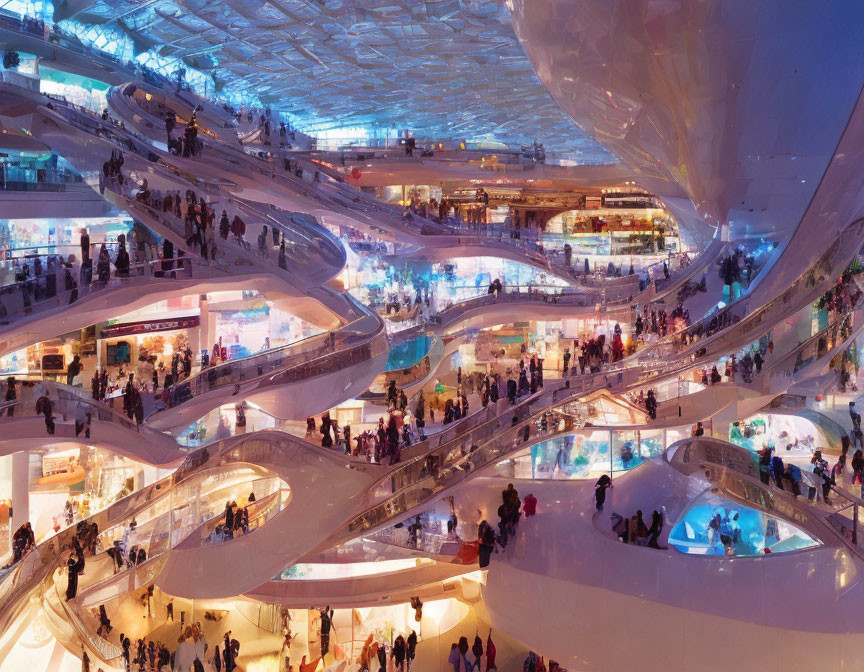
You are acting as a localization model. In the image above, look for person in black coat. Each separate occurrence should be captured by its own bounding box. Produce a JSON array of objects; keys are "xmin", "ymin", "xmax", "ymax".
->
[
  {"xmin": 594, "ymin": 474, "xmax": 612, "ymax": 511},
  {"xmin": 223, "ymin": 632, "xmax": 236, "ymax": 672},
  {"xmin": 65, "ymin": 541, "xmax": 85, "ymax": 600},
  {"xmin": 506, "ymin": 376, "xmax": 517, "ymax": 404},
  {"xmin": 406, "ymin": 631, "xmax": 417, "ymax": 669},
  {"xmin": 392, "ymin": 635, "xmax": 406, "ymax": 671},
  {"xmin": 478, "ymin": 520, "xmax": 495, "ymax": 568},
  {"xmin": 320, "ymin": 606, "xmax": 334, "ymax": 656}
]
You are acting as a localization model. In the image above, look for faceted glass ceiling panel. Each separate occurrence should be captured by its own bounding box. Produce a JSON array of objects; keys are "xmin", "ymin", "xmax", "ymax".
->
[{"xmin": 53, "ymin": 0, "xmax": 613, "ymax": 162}]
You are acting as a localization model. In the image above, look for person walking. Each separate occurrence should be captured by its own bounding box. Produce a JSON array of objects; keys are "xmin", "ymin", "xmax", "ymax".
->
[{"xmin": 594, "ymin": 474, "xmax": 612, "ymax": 511}]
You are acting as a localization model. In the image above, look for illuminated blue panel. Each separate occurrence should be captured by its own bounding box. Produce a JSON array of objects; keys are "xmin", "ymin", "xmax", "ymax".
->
[{"xmin": 668, "ymin": 492, "xmax": 820, "ymax": 556}]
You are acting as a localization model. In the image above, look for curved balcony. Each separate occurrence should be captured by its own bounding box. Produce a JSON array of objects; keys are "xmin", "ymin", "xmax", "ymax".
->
[
  {"xmin": 145, "ymin": 298, "xmax": 388, "ymax": 432},
  {"xmin": 0, "ymin": 430, "xmax": 375, "ymax": 640},
  {"xmin": 0, "ymin": 380, "xmax": 182, "ymax": 465},
  {"xmin": 245, "ymin": 559, "xmax": 471, "ymax": 609},
  {"xmin": 470, "ymin": 437, "xmax": 864, "ymax": 670},
  {"xmin": 634, "ymin": 218, "xmax": 864, "ymax": 370}
]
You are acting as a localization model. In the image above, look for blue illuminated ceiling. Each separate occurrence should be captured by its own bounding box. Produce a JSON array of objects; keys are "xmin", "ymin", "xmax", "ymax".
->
[{"xmin": 51, "ymin": 0, "xmax": 614, "ymax": 162}]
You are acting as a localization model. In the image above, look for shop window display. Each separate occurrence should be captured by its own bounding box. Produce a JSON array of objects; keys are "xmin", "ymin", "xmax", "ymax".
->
[
  {"xmin": 612, "ymin": 430, "xmax": 665, "ymax": 471},
  {"xmin": 346, "ymin": 255, "xmax": 567, "ymax": 314},
  {"xmin": 729, "ymin": 414, "xmax": 822, "ymax": 457},
  {"xmin": 668, "ymin": 492, "xmax": 820, "ymax": 556},
  {"xmin": 38, "ymin": 66, "xmax": 109, "ymax": 114},
  {"xmin": 0, "ymin": 216, "xmax": 132, "ymax": 284},
  {"xmin": 177, "ymin": 404, "xmax": 280, "ymax": 447},
  {"xmin": 502, "ymin": 428, "xmax": 673, "ymax": 480},
  {"xmin": 106, "ymin": 341, "xmax": 131, "ymax": 365},
  {"xmin": 385, "ymin": 335, "xmax": 433, "ymax": 371},
  {"xmin": 508, "ymin": 431, "xmax": 610, "ymax": 479},
  {"xmin": 214, "ymin": 303, "xmax": 323, "ymax": 357},
  {"xmin": 545, "ymin": 208, "xmax": 680, "ymax": 258}
]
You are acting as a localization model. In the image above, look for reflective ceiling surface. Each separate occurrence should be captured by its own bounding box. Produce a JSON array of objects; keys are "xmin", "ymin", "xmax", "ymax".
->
[{"xmin": 54, "ymin": 0, "xmax": 613, "ymax": 162}]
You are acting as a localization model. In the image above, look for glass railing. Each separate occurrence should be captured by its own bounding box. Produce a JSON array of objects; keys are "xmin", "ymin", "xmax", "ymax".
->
[
  {"xmin": 667, "ymin": 437, "xmax": 864, "ymax": 560},
  {"xmin": 756, "ymin": 299, "xmax": 864, "ymax": 386},
  {"xmin": 42, "ymin": 101, "xmax": 157, "ymax": 158},
  {"xmin": 421, "ymin": 287, "xmax": 597, "ymax": 331},
  {"xmin": 362, "ymin": 525, "xmax": 463, "ymax": 558},
  {"xmin": 53, "ymin": 476, "xmax": 287, "ymax": 662},
  {"xmin": 150, "ymin": 293, "xmax": 384, "ymax": 416},
  {"xmin": 0, "ymin": 179, "xmax": 79, "ymax": 192},
  {"xmin": 106, "ymin": 178, "xmax": 343, "ymax": 286},
  {"xmin": 0, "ymin": 430, "xmax": 362, "ymax": 635},
  {"xmin": 650, "ymin": 236, "xmax": 728, "ymax": 295},
  {"xmin": 180, "ymin": 483, "xmax": 290, "ymax": 549},
  {"xmin": 0, "ymin": 381, "xmax": 176, "ymax": 444},
  {"xmin": 0, "ymin": 392, "xmax": 127, "ymax": 433},
  {"xmin": 639, "ymin": 220, "xmax": 864, "ymax": 365},
  {"xmin": 50, "ymin": 577, "xmax": 124, "ymax": 664},
  {"xmin": 367, "ymin": 337, "xmax": 444, "ymax": 393},
  {"xmin": 340, "ymin": 407, "xmax": 577, "ymax": 538},
  {"xmin": 0, "ymin": 255, "xmax": 199, "ymax": 326}
]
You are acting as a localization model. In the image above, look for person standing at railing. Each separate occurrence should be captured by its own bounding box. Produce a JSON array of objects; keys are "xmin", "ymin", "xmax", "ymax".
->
[
  {"xmin": 832, "ymin": 454, "xmax": 848, "ymax": 490},
  {"xmin": 79, "ymin": 227, "xmax": 90, "ymax": 265},
  {"xmin": 810, "ymin": 452, "xmax": 832, "ymax": 503},
  {"xmin": 99, "ymin": 369, "xmax": 108, "ymax": 401},
  {"xmin": 64, "ymin": 538, "xmax": 85, "ymax": 601},
  {"xmin": 644, "ymin": 390, "xmax": 657, "ymax": 420},
  {"xmin": 10, "ymin": 521, "xmax": 34, "ymax": 563},
  {"xmin": 123, "ymin": 374, "xmax": 137, "ymax": 420},
  {"xmin": 80, "ymin": 645, "xmax": 90, "ymax": 672},
  {"xmin": 115, "ymin": 240, "xmax": 130, "ymax": 277},
  {"xmin": 134, "ymin": 394, "xmax": 144, "ymax": 429},
  {"xmin": 36, "ymin": 392, "xmax": 54, "ymax": 435},
  {"xmin": 67, "ymin": 354, "xmax": 81, "ymax": 386},
  {"xmin": 850, "ymin": 402, "xmax": 863, "ymax": 449},
  {"xmin": 74, "ymin": 404, "xmax": 91, "ymax": 439},
  {"xmin": 96, "ymin": 244, "xmax": 111, "ymax": 284}
]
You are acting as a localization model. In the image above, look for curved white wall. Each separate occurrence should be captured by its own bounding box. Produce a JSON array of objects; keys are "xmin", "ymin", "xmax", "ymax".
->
[
  {"xmin": 452, "ymin": 472, "xmax": 864, "ymax": 669},
  {"xmin": 509, "ymin": 1, "xmax": 864, "ymax": 242}
]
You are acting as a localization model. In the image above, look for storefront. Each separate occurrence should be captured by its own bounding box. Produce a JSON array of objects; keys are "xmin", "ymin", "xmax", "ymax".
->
[
  {"xmin": 99, "ymin": 313, "xmax": 200, "ymax": 389},
  {"xmin": 498, "ymin": 425, "xmax": 692, "ymax": 480},
  {"xmin": 0, "ymin": 151, "xmax": 70, "ymax": 188},
  {"xmin": 24, "ymin": 443, "xmax": 170, "ymax": 543},
  {"xmin": 0, "ymin": 330, "xmax": 95, "ymax": 380},
  {"xmin": 375, "ymin": 184, "xmax": 443, "ymax": 207},
  {"xmin": 37, "ymin": 65, "xmax": 110, "ymax": 114},
  {"xmin": 211, "ymin": 301, "xmax": 322, "ymax": 358},
  {"xmin": 729, "ymin": 413, "xmax": 825, "ymax": 456},
  {"xmin": 346, "ymin": 255, "xmax": 567, "ymax": 315},
  {"xmin": 430, "ymin": 257, "xmax": 567, "ymax": 306},
  {"xmin": 544, "ymin": 208, "xmax": 680, "ymax": 257},
  {"xmin": 0, "ymin": 215, "xmax": 133, "ymax": 274}
]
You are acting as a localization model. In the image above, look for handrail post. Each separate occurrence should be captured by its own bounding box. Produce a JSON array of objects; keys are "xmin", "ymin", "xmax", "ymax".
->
[{"xmin": 854, "ymin": 502, "xmax": 859, "ymax": 546}]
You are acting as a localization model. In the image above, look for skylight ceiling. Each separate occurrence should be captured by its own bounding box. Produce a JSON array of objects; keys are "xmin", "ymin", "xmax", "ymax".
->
[{"xmin": 56, "ymin": 0, "xmax": 613, "ymax": 162}]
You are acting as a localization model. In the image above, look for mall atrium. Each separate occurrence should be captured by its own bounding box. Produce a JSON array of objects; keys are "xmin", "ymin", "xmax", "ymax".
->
[{"xmin": 1, "ymin": 1, "xmax": 864, "ymax": 671}]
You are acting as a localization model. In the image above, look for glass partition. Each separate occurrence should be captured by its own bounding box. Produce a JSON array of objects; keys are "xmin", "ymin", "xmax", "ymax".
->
[
  {"xmin": 612, "ymin": 429, "xmax": 665, "ymax": 471},
  {"xmin": 498, "ymin": 427, "xmax": 673, "ymax": 480},
  {"xmin": 668, "ymin": 491, "xmax": 820, "ymax": 556}
]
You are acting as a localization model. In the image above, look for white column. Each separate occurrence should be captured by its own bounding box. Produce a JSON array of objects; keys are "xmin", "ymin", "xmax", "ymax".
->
[
  {"xmin": 10, "ymin": 451, "xmax": 29, "ymax": 534},
  {"xmin": 198, "ymin": 294, "xmax": 215, "ymax": 356}
]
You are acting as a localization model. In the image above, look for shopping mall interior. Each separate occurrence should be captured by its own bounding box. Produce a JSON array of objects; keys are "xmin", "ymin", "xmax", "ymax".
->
[{"xmin": 1, "ymin": 1, "xmax": 864, "ymax": 671}]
